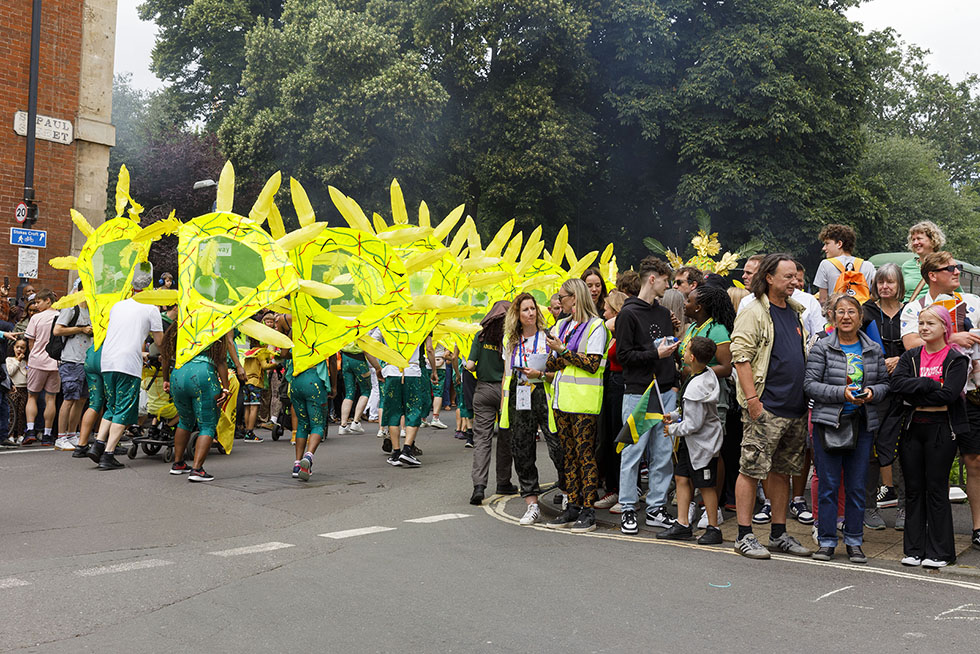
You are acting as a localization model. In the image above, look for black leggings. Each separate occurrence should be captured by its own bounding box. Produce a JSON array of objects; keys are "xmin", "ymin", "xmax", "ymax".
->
[{"xmin": 899, "ymin": 412, "xmax": 957, "ymax": 562}]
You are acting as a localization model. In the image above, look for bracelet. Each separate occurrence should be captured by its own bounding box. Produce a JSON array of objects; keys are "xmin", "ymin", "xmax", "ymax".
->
[
  {"xmin": 221, "ymin": 388, "xmax": 229, "ymax": 393},
  {"xmin": 745, "ymin": 395, "xmax": 758, "ymax": 401}
]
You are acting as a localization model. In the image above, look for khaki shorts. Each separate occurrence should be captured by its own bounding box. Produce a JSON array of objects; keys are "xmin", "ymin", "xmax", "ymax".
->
[
  {"xmin": 740, "ymin": 408, "xmax": 807, "ymax": 479},
  {"xmin": 27, "ymin": 367, "xmax": 61, "ymax": 394}
]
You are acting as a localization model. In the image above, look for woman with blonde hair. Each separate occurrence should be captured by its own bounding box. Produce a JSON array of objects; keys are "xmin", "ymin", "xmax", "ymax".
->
[
  {"xmin": 903, "ymin": 221, "xmax": 947, "ymax": 301},
  {"xmin": 499, "ymin": 293, "xmax": 553, "ymax": 525},
  {"xmin": 544, "ymin": 278, "xmax": 609, "ymax": 532}
]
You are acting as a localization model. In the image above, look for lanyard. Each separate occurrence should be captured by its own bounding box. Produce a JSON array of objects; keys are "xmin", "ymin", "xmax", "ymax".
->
[
  {"xmin": 561, "ymin": 321, "xmax": 584, "ymax": 348},
  {"xmin": 513, "ymin": 331, "xmax": 540, "ymax": 369}
]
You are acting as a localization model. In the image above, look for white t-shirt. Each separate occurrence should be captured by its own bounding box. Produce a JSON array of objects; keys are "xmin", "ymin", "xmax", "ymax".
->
[
  {"xmin": 370, "ymin": 328, "xmax": 421, "ymax": 377},
  {"xmin": 100, "ymin": 298, "xmax": 163, "ymax": 377},
  {"xmin": 502, "ymin": 330, "xmax": 551, "ymax": 383},
  {"xmin": 900, "ymin": 290, "xmax": 980, "ymax": 391},
  {"xmin": 813, "ymin": 255, "xmax": 876, "ymax": 293},
  {"xmin": 434, "ymin": 343, "xmax": 447, "ymax": 370}
]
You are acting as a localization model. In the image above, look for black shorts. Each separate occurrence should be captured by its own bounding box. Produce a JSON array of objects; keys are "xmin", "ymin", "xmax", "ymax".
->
[
  {"xmin": 960, "ymin": 401, "xmax": 980, "ymax": 455},
  {"xmin": 674, "ymin": 439, "xmax": 719, "ymax": 489}
]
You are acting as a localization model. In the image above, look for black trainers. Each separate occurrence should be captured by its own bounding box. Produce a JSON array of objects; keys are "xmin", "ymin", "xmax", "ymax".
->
[
  {"xmin": 546, "ymin": 506, "xmax": 581, "ymax": 529},
  {"xmin": 398, "ymin": 449, "xmax": 421, "ymax": 467},
  {"xmin": 170, "ymin": 461, "xmax": 191, "ymax": 475},
  {"xmin": 87, "ymin": 440, "xmax": 106, "ymax": 464},
  {"xmin": 409, "ymin": 444, "xmax": 423, "ymax": 456},
  {"xmin": 98, "ymin": 453, "xmax": 125, "ymax": 470},
  {"xmin": 876, "ymin": 485, "xmax": 898, "ymax": 509},
  {"xmin": 188, "ymin": 468, "xmax": 214, "ymax": 482},
  {"xmin": 812, "ymin": 546, "xmax": 835, "ymax": 561},
  {"xmin": 698, "ymin": 525, "xmax": 723, "ymax": 545},
  {"xmin": 469, "ymin": 485, "xmax": 486, "ymax": 505},
  {"xmin": 621, "ymin": 509, "xmax": 638, "ymax": 535},
  {"xmin": 973, "ymin": 529, "xmax": 980, "ymax": 552},
  {"xmin": 846, "ymin": 545, "xmax": 867, "ymax": 564},
  {"xmin": 381, "ymin": 436, "xmax": 393, "ymax": 453},
  {"xmin": 570, "ymin": 508, "xmax": 596, "ymax": 533},
  {"xmin": 657, "ymin": 521, "xmax": 694, "ymax": 540},
  {"xmin": 464, "ymin": 435, "xmax": 474, "ymax": 448},
  {"xmin": 22, "ymin": 429, "xmax": 37, "ymax": 446},
  {"xmin": 386, "ymin": 451, "xmax": 402, "ymax": 467},
  {"xmin": 72, "ymin": 444, "xmax": 90, "ymax": 459}
]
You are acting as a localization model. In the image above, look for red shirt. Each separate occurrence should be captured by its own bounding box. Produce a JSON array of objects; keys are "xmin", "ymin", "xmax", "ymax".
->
[{"xmin": 608, "ymin": 339, "xmax": 622, "ymax": 372}]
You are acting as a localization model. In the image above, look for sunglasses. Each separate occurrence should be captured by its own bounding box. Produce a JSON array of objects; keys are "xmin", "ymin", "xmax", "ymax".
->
[
  {"xmin": 932, "ymin": 263, "xmax": 963, "ymax": 274},
  {"xmin": 672, "ymin": 279, "xmax": 688, "ymax": 286}
]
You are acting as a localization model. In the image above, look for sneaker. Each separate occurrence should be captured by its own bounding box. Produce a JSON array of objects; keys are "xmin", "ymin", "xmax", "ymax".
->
[
  {"xmin": 645, "ymin": 506, "xmax": 675, "ymax": 528},
  {"xmin": 752, "ymin": 502, "xmax": 772, "ymax": 524},
  {"xmin": 973, "ymin": 529, "xmax": 980, "ymax": 552},
  {"xmin": 22, "ymin": 429, "xmax": 37, "ymax": 446},
  {"xmin": 594, "ymin": 492, "xmax": 618, "ymax": 510},
  {"xmin": 768, "ymin": 533, "xmax": 811, "ymax": 556},
  {"xmin": 895, "ymin": 508, "xmax": 906, "ymax": 531},
  {"xmin": 570, "ymin": 508, "xmax": 597, "ymax": 533},
  {"xmin": 464, "ymin": 436, "xmax": 474, "ymax": 448},
  {"xmin": 98, "ymin": 454, "xmax": 125, "ymax": 470},
  {"xmin": 349, "ymin": 421, "xmax": 365, "ymax": 434},
  {"xmin": 170, "ymin": 461, "xmax": 191, "ymax": 475},
  {"xmin": 243, "ymin": 431, "xmax": 264, "ymax": 443},
  {"xmin": 876, "ymin": 485, "xmax": 898, "ymax": 508},
  {"xmin": 698, "ymin": 525, "xmax": 723, "ymax": 545},
  {"xmin": 54, "ymin": 436, "xmax": 74, "ymax": 451},
  {"xmin": 789, "ymin": 498, "xmax": 814, "ymax": 525},
  {"xmin": 519, "ymin": 503, "xmax": 540, "ymax": 525},
  {"xmin": 608, "ymin": 502, "xmax": 625, "ymax": 515},
  {"xmin": 387, "ymin": 451, "xmax": 402, "ymax": 467},
  {"xmin": 298, "ymin": 454, "xmax": 313, "ymax": 481},
  {"xmin": 15, "ymin": 435, "xmax": 24, "ymax": 445},
  {"xmin": 546, "ymin": 506, "xmax": 581, "ymax": 529},
  {"xmin": 420, "ymin": 417, "xmax": 431, "ymax": 428},
  {"xmin": 453, "ymin": 431, "xmax": 465, "ymax": 440},
  {"xmin": 621, "ymin": 510, "xmax": 638, "ymax": 535},
  {"xmin": 1, "ymin": 437, "xmax": 17, "ymax": 447},
  {"xmin": 409, "ymin": 444, "xmax": 423, "ymax": 456},
  {"xmin": 292, "ymin": 461, "xmax": 301, "ymax": 478},
  {"xmin": 68, "ymin": 434, "xmax": 80, "ymax": 447},
  {"xmin": 949, "ymin": 486, "xmax": 968, "ymax": 502},
  {"xmin": 697, "ymin": 507, "xmax": 725, "ymax": 530},
  {"xmin": 812, "ymin": 546, "xmax": 835, "ymax": 561},
  {"xmin": 188, "ymin": 468, "xmax": 214, "ymax": 482},
  {"xmin": 72, "ymin": 444, "xmax": 90, "ymax": 458},
  {"xmin": 382, "ymin": 436, "xmax": 393, "ymax": 453},
  {"xmin": 864, "ymin": 508, "xmax": 886, "ymax": 530},
  {"xmin": 687, "ymin": 501, "xmax": 698, "ymax": 526},
  {"xmin": 338, "ymin": 423, "xmax": 353, "ymax": 435},
  {"xmin": 901, "ymin": 555, "xmax": 921, "ymax": 567},
  {"xmin": 734, "ymin": 533, "xmax": 771, "ymax": 560},
  {"xmin": 377, "ymin": 427, "xmax": 388, "ymax": 439},
  {"xmin": 846, "ymin": 545, "xmax": 867, "ymax": 564},
  {"xmin": 430, "ymin": 417, "xmax": 448, "ymax": 430},
  {"xmin": 922, "ymin": 558, "xmax": 950, "ymax": 569},
  {"xmin": 398, "ymin": 449, "xmax": 421, "ymax": 467},
  {"xmin": 657, "ymin": 521, "xmax": 694, "ymax": 540}
]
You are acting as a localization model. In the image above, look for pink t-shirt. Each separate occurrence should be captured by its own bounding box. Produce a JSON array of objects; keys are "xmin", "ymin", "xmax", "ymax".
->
[
  {"xmin": 24, "ymin": 309, "xmax": 59, "ymax": 372},
  {"xmin": 919, "ymin": 345, "xmax": 949, "ymax": 383}
]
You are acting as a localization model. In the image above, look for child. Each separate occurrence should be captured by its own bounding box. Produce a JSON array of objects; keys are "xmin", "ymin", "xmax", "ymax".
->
[
  {"xmin": 5, "ymin": 337, "xmax": 29, "ymax": 445},
  {"xmin": 242, "ymin": 338, "xmax": 278, "ymax": 442},
  {"xmin": 658, "ymin": 336, "xmax": 724, "ymax": 544}
]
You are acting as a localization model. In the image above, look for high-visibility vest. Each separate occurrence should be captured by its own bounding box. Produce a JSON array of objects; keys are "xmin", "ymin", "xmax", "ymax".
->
[{"xmin": 552, "ymin": 317, "xmax": 608, "ymax": 415}]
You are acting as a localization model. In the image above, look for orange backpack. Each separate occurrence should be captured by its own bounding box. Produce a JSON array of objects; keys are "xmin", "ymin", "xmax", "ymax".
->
[{"xmin": 830, "ymin": 257, "xmax": 871, "ymax": 304}]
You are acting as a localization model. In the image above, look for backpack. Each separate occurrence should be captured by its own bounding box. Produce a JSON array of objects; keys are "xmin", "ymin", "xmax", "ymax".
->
[
  {"xmin": 830, "ymin": 257, "xmax": 871, "ymax": 304},
  {"xmin": 45, "ymin": 306, "xmax": 80, "ymax": 362}
]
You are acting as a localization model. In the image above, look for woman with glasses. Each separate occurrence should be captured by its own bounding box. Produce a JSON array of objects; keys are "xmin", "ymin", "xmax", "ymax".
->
[{"xmin": 804, "ymin": 294, "xmax": 889, "ymax": 563}]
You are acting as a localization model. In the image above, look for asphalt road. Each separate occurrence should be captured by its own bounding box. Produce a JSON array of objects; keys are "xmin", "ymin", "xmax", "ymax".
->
[{"xmin": 2, "ymin": 426, "xmax": 979, "ymax": 653}]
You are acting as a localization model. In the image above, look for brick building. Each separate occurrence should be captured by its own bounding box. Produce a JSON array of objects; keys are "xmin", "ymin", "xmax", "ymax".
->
[{"xmin": 0, "ymin": 0, "xmax": 116, "ymax": 296}]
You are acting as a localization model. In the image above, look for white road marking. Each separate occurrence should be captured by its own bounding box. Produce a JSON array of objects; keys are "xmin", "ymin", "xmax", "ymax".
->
[
  {"xmin": 319, "ymin": 526, "xmax": 396, "ymax": 540},
  {"xmin": 0, "ymin": 448, "xmax": 56, "ymax": 455},
  {"xmin": 814, "ymin": 585, "xmax": 854, "ymax": 602},
  {"xmin": 404, "ymin": 513, "xmax": 472, "ymax": 524},
  {"xmin": 0, "ymin": 578, "xmax": 31, "ymax": 590},
  {"xmin": 75, "ymin": 559, "xmax": 174, "ymax": 577},
  {"xmin": 209, "ymin": 542, "xmax": 295, "ymax": 557},
  {"xmin": 935, "ymin": 604, "xmax": 980, "ymax": 621}
]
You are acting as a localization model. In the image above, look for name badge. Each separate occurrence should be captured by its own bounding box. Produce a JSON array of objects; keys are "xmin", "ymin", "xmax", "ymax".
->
[{"xmin": 516, "ymin": 384, "xmax": 532, "ymax": 411}]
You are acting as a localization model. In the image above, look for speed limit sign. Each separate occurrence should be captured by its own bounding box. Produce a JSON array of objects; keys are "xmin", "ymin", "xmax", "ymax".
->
[{"xmin": 15, "ymin": 202, "xmax": 28, "ymax": 223}]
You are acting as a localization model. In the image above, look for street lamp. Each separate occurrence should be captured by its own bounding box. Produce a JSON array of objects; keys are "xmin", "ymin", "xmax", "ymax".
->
[{"xmin": 193, "ymin": 179, "xmax": 218, "ymax": 212}]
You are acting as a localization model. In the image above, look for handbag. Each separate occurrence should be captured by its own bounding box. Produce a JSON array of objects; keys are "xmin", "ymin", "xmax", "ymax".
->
[{"xmin": 820, "ymin": 413, "xmax": 857, "ymax": 453}]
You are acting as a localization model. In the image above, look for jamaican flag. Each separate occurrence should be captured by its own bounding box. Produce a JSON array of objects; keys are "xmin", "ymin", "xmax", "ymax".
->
[{"xmin": 614, "ymin": 378, "xmax": 665, "ymax": 453}]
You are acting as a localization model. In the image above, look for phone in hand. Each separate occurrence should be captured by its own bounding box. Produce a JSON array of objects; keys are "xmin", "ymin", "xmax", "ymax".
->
[{"xmin": 853, "ymin": 388, "xmax": 869, "ymax": 399}]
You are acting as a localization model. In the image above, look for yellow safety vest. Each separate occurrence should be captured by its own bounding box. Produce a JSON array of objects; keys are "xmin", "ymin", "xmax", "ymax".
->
[
  {"xmin": 552, "ymin": 317, "xmax": 608, "ymax": 415},
  {"xmin": 498, "ymin": 332, "xmax": 554, "ymax": 430}
]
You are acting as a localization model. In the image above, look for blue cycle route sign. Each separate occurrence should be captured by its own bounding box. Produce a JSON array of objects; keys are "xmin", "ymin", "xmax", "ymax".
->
[{"xmin": 10, "ymin": 227, "xmax": 47, "ymax": 248}]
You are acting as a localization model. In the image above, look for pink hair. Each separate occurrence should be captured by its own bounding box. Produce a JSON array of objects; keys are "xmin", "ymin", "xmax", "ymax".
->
[{"xmin": 920, "ymin": 305, "xmax": 964, "ymax": 352}]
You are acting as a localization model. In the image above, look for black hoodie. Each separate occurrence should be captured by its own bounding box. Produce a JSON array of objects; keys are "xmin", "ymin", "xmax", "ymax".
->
[{"xmin": 616, "ymin": 295, "xmax": 677, "ymax": 394}]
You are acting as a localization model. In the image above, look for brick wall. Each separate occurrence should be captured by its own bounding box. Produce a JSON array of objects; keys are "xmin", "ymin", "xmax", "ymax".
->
[{"xmin": 0, "ymin": 0, "xmax": 83, "ymax": 295}]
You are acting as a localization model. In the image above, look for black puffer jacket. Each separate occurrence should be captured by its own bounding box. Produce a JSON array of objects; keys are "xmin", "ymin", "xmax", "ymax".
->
[{"xmin": 890, "ymin": 345, "xmax": 970, "ymax": 437}]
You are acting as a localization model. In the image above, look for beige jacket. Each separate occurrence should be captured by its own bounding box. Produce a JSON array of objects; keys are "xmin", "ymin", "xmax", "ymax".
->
[{"xmin": 730, "ymin": 293, "xmax": 807, "ymax": 408}]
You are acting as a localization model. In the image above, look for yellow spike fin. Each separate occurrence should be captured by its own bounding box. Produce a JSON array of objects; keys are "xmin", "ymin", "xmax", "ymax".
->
[
  {"xmin": 276, "ymin": 222, "xmax": 327, "ymax": 252},
  {"xmin": 468, "ymin": 270, "xmax": 511, "ymax": 287},
  {"xmin": 432, "ymin": 204, "xmax": 465, "ymax": 242},
  {"xmin": 485, "ymin": 219, "xmax": 514, "ymax": 257},
  {"xmin": 216, "ymin": 160, "xmax": 235, "ymax": 213},
  {"xmin": 377, "ymin": 226, "xmax": 434, "ymax": 246},
  {"xmin": 515, "ymin": 241, "xmax": 545, "ymax": 275},
  {"xmin": 600, "ymin": 242, "xmax": 614, "ymax": 266},
  {"xmin": 524, "ymin": 225, "xmax": 542, "ymax": 253},
  {"xmin": 435, "ymin": 305, "xmax": 480, "ymax": 319},
  {"xmin": 133, "ymin": 213, "xmax": 180, "ymax": 244},
  {"xmin": 410, "ymin": 295, "xmax": 461, "ymax": 310},
  {"xmin": 522, "ymin": 274, "xmax": 562, "ymax": 291},
  {"xmin": 238, "ymin": 318, "xmax": 294, "ymax": 350},
  {"xmin": 418, "ymin": 201, "xmax": 430, "ymax": 228},
  {"xmin": 269, "ymin": 298, "xmax": 292, "ymax": 314},
  {"xmin": 297, "ymin": 279, "xmax": 343, "ymax": 300},
  {"xmin": 198, "ymin": 239, "xmax": 219, "ymax": 275},
  {"xmin": 126, "ymin": 194, "xmax": 144, "ymax": 222},
  {"xmin": 568, "ymin": 250, "xmax": 599, "ymax": 279},
  {"xmin": 52, "ymin": 291, "xmax": 85, "ymax": 310},
  {"xmin": 70, "ymin": 209, "xmax": 94, "ymax": 237},
  {"xmin": 551, "ymin": 226, "xmax": 568, "ymax": 265},
  {"xmin": 449, "ymin": 216, "xmax": 475, "ymax": 257},
  {"xmin": 565, "ymin": 244, "xmax": 579, "ymax": 268},
  {"xmin": 327, "ymin": 186, "xmax": 373, "ymax": 233},
  {"xmin": 390, "ymin": 179, "xmax": 408, "ymax": 224},
  {"xmin": 115, "ymin": 165, "xmax": 130, "ymax": 216},
  {"xmin": 267, "ymin": 201, "xmax": 286, "ymax": 240},
  {"xmin": 132, "ymin": 289, "xmax": 179, "ymax": 306},
  {"xmin": 250, "ymin": 171, "xmax": 282, "ymax": 224},
  {"xmin": 358, "ymin": 336, "xmax": 410, "ymax": 369},
  {"xmin": 436, "ymin": 319, "xmax": 481, "ymax": 336},
  {"xmin": 460, "ymin": 256, "xmax": 500, "ymax": 273},
  {"xmin": 372, "ymin": 212, "xmax": 389, "ymax": 233},
  {"xmin": 466, "ymin": 220, "xmax": 483, "ymax": 253},
  {"xmin": 290, "ymin": 177, "xmax": 316, "ymax": 227},
  {"xmin": 502, "ymin": 232, "xmax": 523, "ymax": 264},
  {"xmin": 48, "ymin": 256, "xmax": 78, "ymax": 271},
  {"xmin": 543, "ymin": 248, "xmax": 551, "ymax": 261},
  {"xmin": 404, "ymin": 248, "xmax": 449, "ymax": 275}
]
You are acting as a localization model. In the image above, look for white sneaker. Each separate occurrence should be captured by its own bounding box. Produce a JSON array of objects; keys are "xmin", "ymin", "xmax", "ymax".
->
[
  {"xmin": 901, "ymin": 555, "xmax": 922, "ymax": 567},
  {"xmin": 688, "ymin": 501, "xmax": 698, "ymax": 525},
  {"xmin": 608, "ymin": 502, "xmax": 624, "ymax": 514},
  {"xmin": 338, "ymin": 423, "xmax": 353, "ymax": 435},
  {"xmin": 594, "ymin": 492, "xmax": 618, "ymax": 509},
  {"xmin": 430, "ymin": 417, "xmax": 448, "ymax": 430},
  {"xmin": 54, "ymin": 437, "xmax": 75, "ymax": 451},
  {"xmin": 349, "ymin": 421, "xmax": 365, "ymax": 434},
  {"xmin": 377, "ymin": 428, "xmax": 387, "ymax": 438},
  {"xmin": 68, "ymin": 434, "xmax": 80, "ymax": 447},
  {"xmin": 519, "ymin": 503, "xmax": 541, "ymax": 526},
  {"xmin": 922, "ymin": 558, "xmax": 949, "ymax": 568},
  {"xmin": 421, "ymin": 417, "xmax": 432, "ymax": 427},
  {"xmin": 697, "ymin": 508, "xmax": 725, "ymax": 530}
]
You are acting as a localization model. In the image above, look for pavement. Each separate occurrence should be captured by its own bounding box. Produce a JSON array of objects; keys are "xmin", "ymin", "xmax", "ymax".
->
[{"xmin": 2, "ymin": 422, "xmax": 980, "ymax": 652}]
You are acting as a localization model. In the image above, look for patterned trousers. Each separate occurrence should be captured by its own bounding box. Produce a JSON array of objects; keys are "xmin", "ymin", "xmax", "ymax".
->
[{"xmin": 554, "ymin": 409, "xmax": 599, "ymax": 508}]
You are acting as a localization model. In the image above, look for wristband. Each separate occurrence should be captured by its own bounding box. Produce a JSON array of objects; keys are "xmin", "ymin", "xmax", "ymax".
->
[{"xmin": 746, "ymin": 395, "xmax": 758, "ymax": 401}]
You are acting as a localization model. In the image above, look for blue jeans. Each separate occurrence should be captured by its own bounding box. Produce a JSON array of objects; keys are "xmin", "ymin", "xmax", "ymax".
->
[
  {"xmin": 618, "ymin": 389, "xmax": 676, "ymax": 512},
  {"xmin": 812, "ymin": 417, "xmax": 873, "ymax": 548}
]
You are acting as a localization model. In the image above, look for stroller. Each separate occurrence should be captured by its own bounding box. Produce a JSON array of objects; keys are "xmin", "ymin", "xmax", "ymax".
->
[{"xmin": 127, "ymin": 354, "xmax": 178, "ymax": 461}]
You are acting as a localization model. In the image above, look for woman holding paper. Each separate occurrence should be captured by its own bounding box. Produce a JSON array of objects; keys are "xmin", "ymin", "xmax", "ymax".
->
[{"xmin": 499, "ymin": 293, "xmax": 553, "ymax": 525}]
